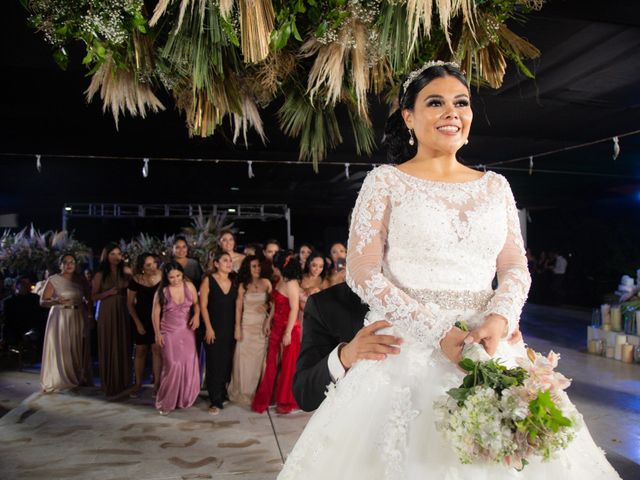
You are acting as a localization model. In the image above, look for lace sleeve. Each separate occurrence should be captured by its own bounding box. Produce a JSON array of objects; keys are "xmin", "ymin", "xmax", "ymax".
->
[
  {"xmin": 346, "ymin": 167, "xmax": 449, "ymax": 349},
  {"xmin": 484, "ymin": 177, "xmax": 531, "ymax": 336}
]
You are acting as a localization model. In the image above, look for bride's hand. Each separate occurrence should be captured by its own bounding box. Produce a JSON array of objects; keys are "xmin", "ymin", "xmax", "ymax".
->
[
  {"xmin": 465, "ymin": 314, "xmax": 508, "ymax": 356},
  {"xmin": 440, "ymin": 326, "xmax": 468, "ymax": 365}
]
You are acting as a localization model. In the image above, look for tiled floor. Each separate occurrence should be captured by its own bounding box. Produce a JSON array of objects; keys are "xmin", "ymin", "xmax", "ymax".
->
[{"xmin": 0, "ymin": 303, "xmax": 638, "ymax": 479}]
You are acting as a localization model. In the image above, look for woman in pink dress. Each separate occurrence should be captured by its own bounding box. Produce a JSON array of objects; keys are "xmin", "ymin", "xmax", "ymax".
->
[{"xmin": 152, "ymin": 261, "xmax": 200, "ymax": 415}]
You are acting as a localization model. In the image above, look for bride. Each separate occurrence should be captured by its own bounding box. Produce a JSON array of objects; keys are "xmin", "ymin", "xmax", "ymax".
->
[{"xmin": 278, "ymin": 62, "xmax": 620, "ymax": 479}]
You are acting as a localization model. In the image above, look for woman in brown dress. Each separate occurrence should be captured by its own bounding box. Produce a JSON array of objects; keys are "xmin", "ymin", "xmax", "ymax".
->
[{"xmin": 92, "ymin": 243, "xmax": 131, "ymax": 397}]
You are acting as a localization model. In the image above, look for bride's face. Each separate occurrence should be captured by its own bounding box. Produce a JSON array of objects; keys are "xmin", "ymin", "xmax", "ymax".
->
[{"xmin": 402, "ymin": 75, "xmax": 472, "ymax": 156}]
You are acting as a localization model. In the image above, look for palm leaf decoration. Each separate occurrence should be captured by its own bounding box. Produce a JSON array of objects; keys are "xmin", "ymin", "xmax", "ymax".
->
[{"xmin": 25, "ymin": 0, "xmax": 546, "ymax": 165}]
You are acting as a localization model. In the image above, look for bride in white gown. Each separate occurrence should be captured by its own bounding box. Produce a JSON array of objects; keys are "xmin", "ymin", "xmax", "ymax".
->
[{"xmin": 278, "ymin": 62, "xmax": 620, "ymax": 479}]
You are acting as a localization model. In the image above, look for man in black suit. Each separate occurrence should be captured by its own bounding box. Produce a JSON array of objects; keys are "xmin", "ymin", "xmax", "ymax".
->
[{"xmin": 292, "ymin": 282, "xmax": 403, "ymax": 411}]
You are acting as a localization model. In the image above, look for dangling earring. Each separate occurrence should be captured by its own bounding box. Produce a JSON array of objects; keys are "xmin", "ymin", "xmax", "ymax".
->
[
  {"xmin": 464, "ymin": 138, "xmax": 469, "ymax": 145},
  {"xmin": 408, "ymin": 128, "xmax": 415, "ymax": 146}
]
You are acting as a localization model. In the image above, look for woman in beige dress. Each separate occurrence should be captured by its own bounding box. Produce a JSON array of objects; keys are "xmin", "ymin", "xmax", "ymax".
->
[
  {"xmin": 228, "ymin": 255, "xmax": 273, "ymax": 405},
  {"xmin": 92, "ymin": 243, "xmax": 131, "ymax": 397},
  {"xmin": 40, "ymin": 254, "xmax": 92, "ymax": 392}
]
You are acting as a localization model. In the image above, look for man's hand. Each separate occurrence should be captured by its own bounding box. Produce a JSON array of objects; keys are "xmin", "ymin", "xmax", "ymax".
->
[{"xmin": 339, "ymin": 320, "xmax": 403, "ymax": 370}]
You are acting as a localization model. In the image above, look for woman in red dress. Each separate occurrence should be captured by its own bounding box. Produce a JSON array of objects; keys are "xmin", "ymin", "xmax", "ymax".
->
[{"xmin": 251, "ymin": 250, "xmax": 301, "ymax": 414}]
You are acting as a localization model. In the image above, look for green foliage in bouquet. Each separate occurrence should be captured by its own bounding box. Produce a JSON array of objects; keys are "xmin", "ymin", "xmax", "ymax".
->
[
  {"xmin": 0, "ymin": 225, "xmax": 91, "ymax": 279},
  {"xmin": 448, "ymin": 357, "xmax": 528, "ymax": 405},
  {"xmin": 23, "ymin": 0, "xmax": 546, "ymax": 169}
]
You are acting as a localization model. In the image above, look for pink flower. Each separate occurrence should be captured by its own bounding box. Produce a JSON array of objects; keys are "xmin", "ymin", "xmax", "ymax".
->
[{"xmin": 517, "ymin": 350, "xmax": 572, "ymax": 393}]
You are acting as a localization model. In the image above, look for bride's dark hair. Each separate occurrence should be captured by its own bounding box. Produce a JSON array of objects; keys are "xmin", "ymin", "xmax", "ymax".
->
[{"xmin": 382, "ymin": 64, "xmax": 469, "ymax": 164}]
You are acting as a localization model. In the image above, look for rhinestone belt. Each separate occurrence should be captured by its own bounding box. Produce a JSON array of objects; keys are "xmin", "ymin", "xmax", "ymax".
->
[{"xmin": 401, "ymin": 287, "xmax": 493, "ymax": 310}]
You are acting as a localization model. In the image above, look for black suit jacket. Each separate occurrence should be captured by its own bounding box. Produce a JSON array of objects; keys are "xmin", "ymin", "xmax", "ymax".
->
[{"xmin": 293, "ymin": 282, "xmax": 369, "ymax": 411}]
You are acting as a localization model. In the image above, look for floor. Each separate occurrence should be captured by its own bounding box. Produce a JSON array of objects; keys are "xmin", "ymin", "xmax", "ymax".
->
[{"xmin": 0, "ymin": 304, "xmax": 638, "ymax": 480}]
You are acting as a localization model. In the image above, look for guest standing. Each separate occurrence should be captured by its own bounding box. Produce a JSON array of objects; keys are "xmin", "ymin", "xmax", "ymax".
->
[
  {"xmin": 298, "ymin": 243, "xmax": 314, "ymax": 270},
  {"xmin": 251, "ymin": 250, "xmax": 301, "ymax": 414},
  {"xmin": 127, "ymin": 253, "xmax": 162, "ymax": 398},
  {"xmin": 217, "ymin": 229, "xmax": 246, "ymax": 272},
  {"xmin": 199, "ymin": 251, "xmax": 238, "ymax": 415},
  {"xmin": 152, "ymin": 262, "xmax": 200, "ymax": 415},
  {"xmin": 92, "ymin": 244, "xmax": 131, "ymax": 397},
  {"xmin": 40, "ymin": 254, "xmax": 92, "ymax": 392},
  {"xmin": 228, "ymin": 256, "xmax": 272, "ymax": 405},
  {"xmin": 323, "ymin": 242, "xmax": 347, "ymax": 288},
  {"xmin": 299, "ymin": 251, "xmax": 326, "ymax": 329},
  {"xmin": 172, "ymin": 236, "xmax": 203, "ymax": 289}
]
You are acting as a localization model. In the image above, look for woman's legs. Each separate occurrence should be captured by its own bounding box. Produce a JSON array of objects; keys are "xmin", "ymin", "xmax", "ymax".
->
[{"xmin": 132, "ymin": 344, "xmax": 148, "ymax": 390}]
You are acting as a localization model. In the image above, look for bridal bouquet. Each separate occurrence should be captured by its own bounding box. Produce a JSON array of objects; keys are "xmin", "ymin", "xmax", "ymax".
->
[{"xmin": 434, "ymin": 345, "xmax": 582, "ymax": 470}]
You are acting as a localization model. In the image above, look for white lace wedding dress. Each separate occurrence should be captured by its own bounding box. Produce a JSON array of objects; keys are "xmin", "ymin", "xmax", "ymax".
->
[{"xmin": 278, "ymin": 165, "xmax": 620, "ymax": 480}]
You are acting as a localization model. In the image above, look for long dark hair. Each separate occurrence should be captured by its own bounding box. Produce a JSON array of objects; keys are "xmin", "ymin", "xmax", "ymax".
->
[
  {"xmin": 97, "ymin": 243, "xmax": 126, "ymax": 283},
  {"xmin": 157, "ymin": 261, "xmax": 187, "ymax": 310},
  {"xmin": 273, "ymin": 250, "xmax": 302, "ymax": 282},
  {"xmin": 237, "ymin": 255, "xmax": 266, "ymax": 289},
  {"xmin": 206, "ymin": 249, "xmax": 232, "ymax": 276},
  {"xmin": 382, "ymin": 63, "xmax": 469, "ymax": 164},
  {"xmin": 135, "ymin": 252, "xmax": 158, "ymax": 276},
  {"xmin": 303, "ymin": 250, "xmax": 327, "ymax": 279}
]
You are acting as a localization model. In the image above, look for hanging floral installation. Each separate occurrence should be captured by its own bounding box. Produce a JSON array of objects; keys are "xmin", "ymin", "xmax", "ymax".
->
[
  {"xmin": 23, "ymin": 0, "xmax": 544, "ymax": 169},
  {"xmin": 0, "ymin": 225, "xmax": 92, "ymax": 279}
]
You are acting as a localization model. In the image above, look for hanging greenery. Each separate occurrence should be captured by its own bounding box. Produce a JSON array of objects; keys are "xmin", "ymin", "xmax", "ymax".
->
[{"xmin": 23, "ymin": 0, "xmax": 544, "ymax": 169}]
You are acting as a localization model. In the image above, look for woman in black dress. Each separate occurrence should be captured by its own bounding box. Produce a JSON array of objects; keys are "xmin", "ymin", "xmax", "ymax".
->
[
  {"xmin": 199, "ymin": 251, "xmax": 238, "ymax": 415},
  {"xmin": 126, "ymin": 253, "xmax": 162, "ymax": 397}
]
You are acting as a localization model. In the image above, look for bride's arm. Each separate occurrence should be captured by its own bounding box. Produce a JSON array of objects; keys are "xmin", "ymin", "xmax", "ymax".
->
[
  {"xmin": 483, "ymin": 177, "xmax": 531, "ymax": 338},
  {"xmin": 346, "ymin": 167, "xmax": 449, "ymax": 349}
]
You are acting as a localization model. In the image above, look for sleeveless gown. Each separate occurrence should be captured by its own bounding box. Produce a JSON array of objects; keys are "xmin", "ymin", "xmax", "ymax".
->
[
  {"xmin": 278, "ymin": 165, "xmax": 620, "ymax": 479},
  {"xmin": 40, "ymin": 275, "xmax": 92, "ymax": 392},
  {"xmin": 228, "ymin": 291, "xmax": 269, "ymax": 405},
  {"xmin": 204, "ymin": 276, "xmax": 238, "ymax": 408},
  {"xmin": 155, "ymin": 283, "xmax": 200, "ymax": 412},
  {"xmin": 251, "ymin": 289, "xmax": 300, "ymax": 414}
]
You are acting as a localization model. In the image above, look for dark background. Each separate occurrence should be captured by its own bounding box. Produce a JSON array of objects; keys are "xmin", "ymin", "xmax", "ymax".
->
[{"xmin": 2, "ymin": 0, "xmax": 640, "ymax": 304}]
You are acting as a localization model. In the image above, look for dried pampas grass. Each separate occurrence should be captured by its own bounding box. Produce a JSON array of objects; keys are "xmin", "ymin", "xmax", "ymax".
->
[
  {"xmin": 239, "ymin": 0, "xmax": 275, "ymax": 63},
  {"xmin": 85, "ymin": 55, "xmax": 165, "ymax": 129},
  {"xmin": 232, "ymin": 92, "xmax": 267, "ymax": 147}
]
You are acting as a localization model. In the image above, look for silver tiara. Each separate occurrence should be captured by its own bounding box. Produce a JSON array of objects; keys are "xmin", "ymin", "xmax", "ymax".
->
[{"xmin": 402, "ymin": 60, "xmax": 461, "ymax": 93}]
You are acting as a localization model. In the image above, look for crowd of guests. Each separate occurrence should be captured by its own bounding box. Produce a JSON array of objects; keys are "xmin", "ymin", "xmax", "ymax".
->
[
  {"xmin": 8, "ymin": 231, "xmax": 348, "ymax": 416},
  {"xmin": 526, "ymin": 248, "xmax": 569, "ymax": 304}
]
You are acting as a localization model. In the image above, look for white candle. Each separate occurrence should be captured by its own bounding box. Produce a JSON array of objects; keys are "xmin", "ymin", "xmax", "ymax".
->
[
  {"xmin": 622, "ymin": 344, "xmax": 634, "ymax": 363},
  {"xmin": 615, "ymin": 334, "xmax": 627, "ymax": 360}
]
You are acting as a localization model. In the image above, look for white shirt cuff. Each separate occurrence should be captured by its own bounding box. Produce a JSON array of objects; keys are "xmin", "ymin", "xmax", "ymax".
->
[{"xmin": 328, "ymin": 343, "xmax": 347, "ymax": 383}]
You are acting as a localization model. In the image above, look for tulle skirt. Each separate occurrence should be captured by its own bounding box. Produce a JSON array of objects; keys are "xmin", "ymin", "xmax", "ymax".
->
[{"xmin": 278, "ymin": 309, "xmax": 620, "ymax": 480}]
